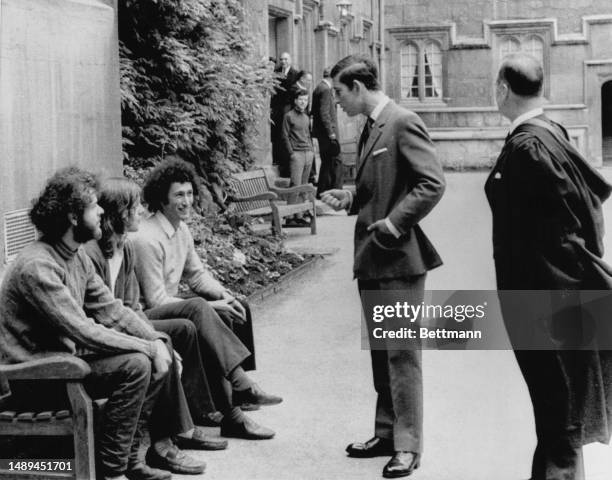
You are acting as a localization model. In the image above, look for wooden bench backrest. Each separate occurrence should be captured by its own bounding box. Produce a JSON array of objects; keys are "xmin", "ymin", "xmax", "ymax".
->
[{"xmin": 229, "ymin": 169, "xmax": 273, "ymax": 213}]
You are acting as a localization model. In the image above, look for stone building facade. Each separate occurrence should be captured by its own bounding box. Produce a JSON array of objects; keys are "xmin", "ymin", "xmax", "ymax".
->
[
  {"xmin": 242, "ymin": 0, "xmax": 384, "ymax": 168},
  {"xmin": 384, "ymin": 0, "xmax": 612, "ymax": 167}
]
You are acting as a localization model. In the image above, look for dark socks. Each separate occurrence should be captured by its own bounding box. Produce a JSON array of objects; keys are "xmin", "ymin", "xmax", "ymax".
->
[
  {"xmin": 226, "ymin": 406, "xmax": 245, "ymax": 423},
  {"xmin": 227, "ymin": 366, "xmax": 252, "ymax": 392}
]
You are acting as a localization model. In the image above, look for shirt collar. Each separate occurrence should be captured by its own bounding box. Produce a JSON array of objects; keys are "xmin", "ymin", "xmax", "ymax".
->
[
  {"xmin": 509, "ymin": 107, "xmax": 544, "ymax": 135},
  {"xmin": 369, "ymin": 95, "xmax": 391, "ymax": 122},
  {"xmin": 155, "ymin": 211, "xmax": 179, "ymax": 239}
]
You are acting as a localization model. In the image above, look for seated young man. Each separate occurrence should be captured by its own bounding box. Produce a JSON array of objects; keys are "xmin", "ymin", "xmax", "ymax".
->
[
  {"xmin": 85, "ymin": 178, "xmax": 226, "ymax": 475},
  {"xmin": 0, "ymin": 168, "xmax": 173, "ymax": 480},
  {"xmin": 131, "ymin": 158, "xmax": 281, "ymax": 439}
]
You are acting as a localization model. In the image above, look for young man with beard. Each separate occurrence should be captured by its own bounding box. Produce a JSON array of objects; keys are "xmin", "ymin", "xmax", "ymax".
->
[
  {"xmin": 0, "ymin": 167, "xmax": 173, "ymax": 480},
  {"xmin": 131, "ymin": 158, "xmax": 281, "ymax": 440}
]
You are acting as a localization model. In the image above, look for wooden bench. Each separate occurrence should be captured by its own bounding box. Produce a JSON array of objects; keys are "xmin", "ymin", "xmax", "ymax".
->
[
  {"xmin": 0, "ymin": 355, "xmax": 96, "ymax": 479},
  {"xmin": 228, "ymin": 168, "xmax": 317, "ymax": 235}
]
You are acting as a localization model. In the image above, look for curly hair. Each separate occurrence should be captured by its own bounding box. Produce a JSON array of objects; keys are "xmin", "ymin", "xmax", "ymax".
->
[
  {"xmin": 29, "ymin": 167, "xmax": 99, "ymax": 241},
  {"xmin": 98, "ymin": 177, "xmax": 141, "ymax": 258},
  {"xmin": 142, "ymin": 157, "xmax": 199, "ymax": 213}
]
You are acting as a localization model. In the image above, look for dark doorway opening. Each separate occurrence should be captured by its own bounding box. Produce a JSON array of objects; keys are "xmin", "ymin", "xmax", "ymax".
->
[{"xmin": 601, "ymin": 80, "xmax": 612, "ymax": 163}]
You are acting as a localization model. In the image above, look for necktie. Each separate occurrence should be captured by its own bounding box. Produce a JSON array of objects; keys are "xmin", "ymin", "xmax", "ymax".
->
[{"xmin": 358, "ymin": 117, "xmax": 374, "ymax": 156}]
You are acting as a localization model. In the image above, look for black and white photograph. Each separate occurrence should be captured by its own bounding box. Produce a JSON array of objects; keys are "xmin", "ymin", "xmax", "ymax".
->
[{"xmin": 1, "ymin": 1, "xmax": 612, "ymax": 479}]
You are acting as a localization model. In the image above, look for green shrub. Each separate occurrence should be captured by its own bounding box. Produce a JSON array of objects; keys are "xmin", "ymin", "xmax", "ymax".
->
[{"xmin": 119, "ymin": 0, "xmax": 276, "ymax": 207}]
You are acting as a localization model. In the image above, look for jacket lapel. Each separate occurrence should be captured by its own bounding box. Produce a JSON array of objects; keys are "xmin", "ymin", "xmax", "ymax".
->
[{"xmin": 355, "ymin": 102, "xmax": 392, "ymax": 181}]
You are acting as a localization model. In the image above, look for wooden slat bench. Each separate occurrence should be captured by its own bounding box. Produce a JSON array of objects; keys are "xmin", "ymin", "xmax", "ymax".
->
[
  {"xmin": 228, "ymin": 169, "xmax": 317, "ymax": 235},
  {"xmin": 0, "ymin": 355, "xmax": 96, "ymax": 479}
]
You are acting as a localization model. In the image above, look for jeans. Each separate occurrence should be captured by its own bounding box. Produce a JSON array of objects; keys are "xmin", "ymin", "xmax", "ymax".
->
[{"xmin": 82, "ymin": 352, "xmax": 166, "ymax": 477}]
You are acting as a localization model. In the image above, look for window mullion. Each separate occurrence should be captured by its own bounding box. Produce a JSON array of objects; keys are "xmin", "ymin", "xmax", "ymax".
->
[{"xmin": 419, "ymin": 46, "xmax": 425, "ymax": 101}]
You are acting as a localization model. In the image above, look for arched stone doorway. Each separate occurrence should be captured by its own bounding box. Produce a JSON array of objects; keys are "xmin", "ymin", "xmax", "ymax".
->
[{"xmin": 601, "ymin": 80, "xmax": 612, "ymax": 163}]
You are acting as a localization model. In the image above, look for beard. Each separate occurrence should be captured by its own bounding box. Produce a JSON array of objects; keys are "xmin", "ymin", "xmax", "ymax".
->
[{"xmin": 73, "ymin": 217, "xmax": 101, "ymax": 244}]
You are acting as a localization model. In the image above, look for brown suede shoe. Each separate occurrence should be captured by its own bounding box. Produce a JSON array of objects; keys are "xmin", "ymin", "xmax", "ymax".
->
[
  {"xmin": 175, "ymin": 426, "xmax": 228, "ymax": 450},
  {"xmin": 220, "ymin": 415, "xmax": 275, "ymax": 440},
  {"xmin": 145, "ymin": 445, "xmax": 205, "ymax": 475},
  {"xmin": 233, "ymin": 383, "xmax": 283, "ymax": 408},
  {"xmin": 125, "ymin": 462, "xmax": 171, "ymax": 480}
]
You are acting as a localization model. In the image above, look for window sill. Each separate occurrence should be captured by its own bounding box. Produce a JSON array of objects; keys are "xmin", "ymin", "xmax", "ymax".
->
[{"xmin": 399, "ymin": 99, "xmax": 448, "ymax": 110}]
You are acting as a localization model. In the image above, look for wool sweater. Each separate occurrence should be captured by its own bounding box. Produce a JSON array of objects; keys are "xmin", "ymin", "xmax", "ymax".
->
[
  {"xmin": 84, "ymin": 239, "xmax": 145, "ymax": 317},
  {"xmin": 0, "ymin": 240, "xmax": 162, "ymax": 364},
  {"xmin": 130, "ymin": 212, "xmax": 225, "ymax": 309},
  {"xmin": 282, "ymin": 108, "xmax": 313, "ymax": 154}
]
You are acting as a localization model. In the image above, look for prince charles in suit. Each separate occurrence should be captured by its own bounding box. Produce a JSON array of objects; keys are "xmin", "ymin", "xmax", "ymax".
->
[{"xmin": 321, "ymin": 55, "xmax": 445, "ymax": 478}]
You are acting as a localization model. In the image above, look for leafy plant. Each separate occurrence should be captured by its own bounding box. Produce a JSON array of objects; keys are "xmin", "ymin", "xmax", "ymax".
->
[{"xmin": 119, "ymin": 0, "xmax": 277, "ymax": 207}]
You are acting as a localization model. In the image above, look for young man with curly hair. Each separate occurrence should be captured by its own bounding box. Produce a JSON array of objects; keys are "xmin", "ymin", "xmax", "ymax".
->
[
  {"xmin": 0, "ymin": 167, "xmax": 173, "ymax": 480},
  {"xmin": 131, "ymin": 158, "xmax": 281, "ymax": 440}
]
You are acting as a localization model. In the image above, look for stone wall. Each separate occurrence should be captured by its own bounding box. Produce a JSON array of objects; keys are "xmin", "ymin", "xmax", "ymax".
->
[
  {"xmin": 0, "ymin": 0, "xmax": 122, "ymax": 266},
  {"xmin": 247, "ymin": 0, "xmax": 380, "ymax": 170},
  {"xmin": 384, "ymin": 0, "xmax": 612, "ymax": 168}
]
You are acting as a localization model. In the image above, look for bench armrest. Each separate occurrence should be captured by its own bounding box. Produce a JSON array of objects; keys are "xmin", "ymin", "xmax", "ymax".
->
[
  {"xmin": 0, "ymin": 354, "xmax": 91, "ymax": 380},
  {"xmin": 269, "ymin": 184, "xmax": 316, "ymax": 200},
  {"xmin": 229, "ymin": 192, "xmax": 278, "ymax": 203}
]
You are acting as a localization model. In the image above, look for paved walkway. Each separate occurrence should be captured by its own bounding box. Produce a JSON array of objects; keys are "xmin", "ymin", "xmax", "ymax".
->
[{"xmin": 176, "ymin": 171, "xmax": 612, "ymax": 480}]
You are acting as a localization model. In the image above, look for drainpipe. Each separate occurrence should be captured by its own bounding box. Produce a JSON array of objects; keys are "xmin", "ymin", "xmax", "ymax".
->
[{"xmin": 379, "ymin": 0, "xmax": 385, "ymax": 89}]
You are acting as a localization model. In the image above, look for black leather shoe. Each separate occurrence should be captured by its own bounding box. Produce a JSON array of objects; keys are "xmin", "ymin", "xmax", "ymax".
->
[
  {"xmin": 175, "ymin": 426, "xmax": 228, "ymax": 450},
  {"xmin": 382, "ymin": 451, "xmax": 420, "ymax": 478},
  {"xmin": 125, "ymin": 462, "xmax": 172, "ymax": 480},
  {"xmin": 233, "ymin": 383, "xmax": 283, "ymax": 407},
  {"xmin": 220, "ymin": 415, "xmax": 275, "ymax": 440},
  {"xmin": 145, "ymin": 445, "xmax": 205, "ymax": 475},
  {"xmin": 346, "ymin": 437, "xmax": 394, "ymax": 458}
]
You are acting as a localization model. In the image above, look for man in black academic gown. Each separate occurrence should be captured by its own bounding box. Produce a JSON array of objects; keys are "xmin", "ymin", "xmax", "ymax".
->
[{"xmin": 486, "ymin": 52, "xmax": 612, "ymax": 480}]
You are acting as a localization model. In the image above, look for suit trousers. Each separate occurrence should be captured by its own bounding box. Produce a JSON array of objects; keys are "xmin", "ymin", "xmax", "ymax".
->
[
  {"xmin": 214, "ymin": 298, "xmax": 256, "ymax": 372},
  {"xmin": 359, "ymin": 274, "xmax": 425, "ymax": 453},
  {"xmin": 315, "ymin": 136, "xmax": 343, "ymax": 196},
  {"xmin": 145, "ymin": 297, "xmax": 252, "ymax": 413},
  {"xmin": 151, "ymin": 318, "xmax": 214, "ymax": 429}
]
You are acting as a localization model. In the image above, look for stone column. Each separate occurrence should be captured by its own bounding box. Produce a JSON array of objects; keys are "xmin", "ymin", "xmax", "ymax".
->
[{"xmin": 0, "ymin": 0, "xmax": 122, "ymax": 267}]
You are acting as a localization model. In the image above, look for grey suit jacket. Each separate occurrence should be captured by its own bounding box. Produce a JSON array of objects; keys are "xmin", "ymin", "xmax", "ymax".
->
[{"xmin": 350, "ymin": 100, "xmax": 445, "ymax": 280}]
